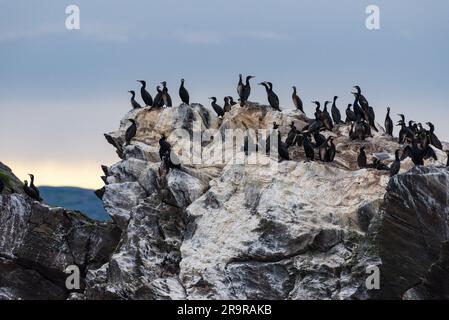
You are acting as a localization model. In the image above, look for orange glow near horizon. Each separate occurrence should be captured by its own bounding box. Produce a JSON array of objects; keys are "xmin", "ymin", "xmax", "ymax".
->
[{"xmin": 5, "ymin": 160, "xmax": 110, "ymax": 190}]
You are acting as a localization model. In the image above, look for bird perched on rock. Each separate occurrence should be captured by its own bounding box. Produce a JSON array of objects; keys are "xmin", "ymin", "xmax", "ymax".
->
[
  {"xmin": 322, "ymin": 101, "xmax": 334, "ymax": 131},
  {"xmin": 179, "ymin": 79, "xmax": 190, "ymax": 105},
  {"xmin": 397, "ymin": 116, "xmax": 414, "ymax": 144},
  {"xmin": 128, "ymin": 90, "xmax": 142, "ymax": 109},
  {"xmin": 426, "ymin": 122, "xmax": 442, "ymax": 150},
  {"xmin": 357, "ymin": 146, "xmax": 367, "ymax": 168},
  {"xmin": 345, "ymin": 104, "xmax": 356, "ymax": 123},
  {"xmin": 242, "ymin": 75, "xmax": 255, "ymax": 105},
  {"xmin": 292, "ymin": 86, "xmax": 304, "ymax": 113},
  {"xmin": 302, "ymin": 133, "xmax": 315, "ymax": 161},
  {"xmin": 223, "ymin": 97, "xmax": 231, "ymax": 113},
  {"xmin": 384, "ymin": 107, "xmax": 393, "ymax": 136},
  {"xmin": 259, "ymin": 82, "xmax": 280, "ymax": 111},
  {"xmin": 23, "ymin": 180, "xmax": 42, "ymax": 202},
  {"xmin": 161, "ymin": 81, "xmax": 172, "ymax": 107},
  {"xmin": 228, "ymin": 96, "xmax": 236, "ymax": 106},
  {"xmin": 400, "ymin": 138, "xmax": 437, "ymax": 166},
  {"xmin": 389, "ymin": 149, "xmax": 401, "ymax": 177},
  {"xmin": 209, "ymin": 97, "xmax": 224, "ymax": 117},
  {"xmin": 285, "ymin": 122, "xmax": 298, "ymax": 147},
  {"xmin": 159, "ymin": 135, "xmax": 181, "ymax": 170},
  {"xmin": 28, "ymin": 174, "xmax": 42, "ymax": 202},
  {"xmin": 331, "ymin": 96, "xmax": 342, "ymax": 125},
  {"xmin": 153, "ymin": 86, "xmax": 164, "ymax": 108},
  {"xmin": 137, "ymin": 80, "xmax": 153, "ymax": 107},
  {"xmin": 326, "ymin": 137, "xmax": 336, "ymax": 162},
  {"xmin": 125, "ymin": 119, "xmax": 137, "ymax": 146}
]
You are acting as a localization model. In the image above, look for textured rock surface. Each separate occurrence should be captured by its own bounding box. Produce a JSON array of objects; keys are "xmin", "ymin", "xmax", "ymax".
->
[
  {"xmin": 0, "ymin": 163, "xmax": 121, "ymax": 300},
  {"xmin": 1, "ymin": 102, "xmax": 448, "ymax": 300}
]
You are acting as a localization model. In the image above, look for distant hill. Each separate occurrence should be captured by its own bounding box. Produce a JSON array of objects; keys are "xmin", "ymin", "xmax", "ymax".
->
[{"xmin": 39, "ymin": 186, "xmax": 111, "ymax": 221}]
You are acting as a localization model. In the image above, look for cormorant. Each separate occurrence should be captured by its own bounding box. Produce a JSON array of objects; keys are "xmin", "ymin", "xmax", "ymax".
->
[
  {"xmin": 209, "ymin": 97, "xmax": 225, "ymax": 117},
  {"xmin": 179, "ymin": 79, "xmax": 190, "ymax": 105},
  {"xmin": 389, "ymin": 149, "xmax": 401, "ymax": 177},
  {"xmin": 159, "ymin": 135, "xmax": 181, "ymax": 170},
  {"xmin": 322, "ymin": 101, "xmax": 334, "ymax": 131},
  {"xmin": 237, "ymin": 74, "xmax": 244, "ymax": 106},
  {"xmin": 242, "ymin": 75, "xmax": 255, "ymax": 105},
  {"xmin": 302, "ymin": 134, "xmax": 315, "ymax": 161},
  {"xmin": 326, "ymin": 137, "xmax": 336, "ymax": 162},
  {"xmin": 351, "ymin": 116, "xmax": 367, "ymax": 141},
  {"xmin": 153, "ymin": 86, "xmax": 164, "ymax": 108},
  {"xmin": 318, "ymin": 139, "xmax": 328, "ymax": 162},
  {"xmin": 223, "ymin": 97, "xmax": 231, "ymax": 113},
  {"xmin": 125, "ymin": 119, "xmax": 137, "ymax": 146},
  {"xmin": 259, "ymin": 82, "xmax": 280, "ymax": 111},
  {"xmin": 401, "ymin": 139, "xmax": 425, "ymax": 166},
  {"xmin": 285, "ymin": 122, "xmax": 297, "ymax": 147},
  {"xmin": 345, "ymin": 104, "xmax": 357, "ymax": 123},
  {"xmin": 351, "ymin": 92, "xmax": 365, "ymax": 120},
  {"xmin": 357, "ymin": 146, "xmax": 367, "ymax": 168},
  {"xmin": 367, "ymin": 106, "xmax": 378, "ymax": 132},
  {"xmin": 312, "ymin": 101, "xmax": 322, "ymax": 120},
  {"xmin": 426, "ymin": 122, "xmax": 443, "ymax": 150},
  {"xmin": 353, "ymin": 86, "xmax": 370, "ymax": 112},
  {"xmin": 292, "ymin": 86, "xmax": 304, "ymax": 112},
  {"xmin": 331, "ymin": 96, "xmax": 342, "ymax": 124},
  {"xmin": 23, "ymin": 180, "xmax": 41, "ymax": 202},
  {"xmin": 312, "ymin": 131, "xmax": 326, "ymax": 147},
  {"xmin": 228, "ymin": 96, "xmax": 236, "ymax": 106},
  {"xmin": 161, "ymin": 81, "xmax": 173, "ymax": 107},
  {"xmin": 128, "ymin": 90, "xmax": 142, "ymax": 109},
  {"xmin": 278, "ymin": 141, "xmax": 290, "ymax": 162},
  {"xmin": 384, "ymin": 107, "xmax": 393, "ymax": 136},
  {"xmin": 28, "ymin": 174, "xmax": 42, "ymax": 201},
  {"xmin": 137, "ymin": 80, "xmax": 153, "ymax": 107},
  {"xmin": 397, "ymin": 117, "xmax": 414, "ymax": 144}
]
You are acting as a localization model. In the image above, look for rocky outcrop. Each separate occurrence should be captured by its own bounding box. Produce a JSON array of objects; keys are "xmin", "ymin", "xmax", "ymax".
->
[
  {"xmin": 0, "ymin": 163, "xmax": 121, "ymax": 300},
  {"xmin": 1, "ymin": 102, "xmax": 448, "ymax": 300}
]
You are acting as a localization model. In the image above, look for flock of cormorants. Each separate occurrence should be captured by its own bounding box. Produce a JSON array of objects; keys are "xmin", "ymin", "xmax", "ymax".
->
[
  {"xmin": 2, "ymin": 76, "xmax": 447, "ymax": 203},
  {"xmin": 125, "ymin": 75, "xmax": 447, "ymax": 178}
]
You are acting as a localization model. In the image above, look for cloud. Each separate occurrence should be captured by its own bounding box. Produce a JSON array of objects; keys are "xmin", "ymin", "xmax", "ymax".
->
[{"xmin": 173, "ymin": 30, "xmax": 291, "ymax": 45}]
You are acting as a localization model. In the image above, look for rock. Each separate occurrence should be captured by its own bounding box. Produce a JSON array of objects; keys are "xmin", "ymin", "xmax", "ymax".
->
[{"xmin": 0, "ymin": 166, "xmax": 121, "ymax": 300}]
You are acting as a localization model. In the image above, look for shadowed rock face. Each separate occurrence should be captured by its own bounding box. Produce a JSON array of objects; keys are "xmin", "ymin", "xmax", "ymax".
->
[
  {"xmin": 0, "ymin": 163, "xmax": 121, "ymax": 300},
  {"xmin": 1, "ymin": 103, "xmax": 449, "ymax": 300}
]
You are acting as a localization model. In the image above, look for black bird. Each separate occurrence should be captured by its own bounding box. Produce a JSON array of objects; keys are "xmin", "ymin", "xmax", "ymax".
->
[
  {"xmin": 23, "ymin": 180, "xmax": 42, "ymax": 202},
  {"xmin": 137, "ymin": 80, "xmax": 153, "ymax": 107},
  {"xmin": 312, "ymin": 101, "xmax": 322, "ymax": 120},
  {"xmin": 292, "ymin": 86, "xmax": 304, "ymax": 112},
  {"xmin": 389, "ymin": 149, "xmax": 401, "ymax": 177},
  {"xmin": 302, "ymin": 134, "xmax": 315, "ymax": 161},
  {"xmin": 357, "ymin": 146, "xmax": 367, "ymax": 168},
  {"xmin": 259, "ymin": 82, "xmax": 280, "ymax": 111},
  {"xmin": 326, "ymin": 137, "xmax": 336, "ymax": 162},
  {"xmin": 125, "ymin": 119, "xmax": 137, "ymax": 146},
  {"xmin": 331, "ymin": 96, "xmax": 342, "ymax": 124},
  {"xmin": 128, "ymin": 90, "xmax": 142, "ymax": 109},
  {"xmin": 353, "ymin": 86, "xmax": 370, "ymax": 112},
  {"xmin": 401, "ymin": 139, "xmax": 425, "ymax": 166},
  {"xmin": 161, "ymin": 81, "xmax": 172, "ymax": 107},
  {"xmin": 285, "ymin": 122, "xmax": 298, "ymax": 147},
  {"xmin": 351, "ymin": 116, "xmax": 367, "ymax": 141},
  {"xmin": 179, "ymin": 79, "xmax": 190, "ymax": 105},
  {"xmin": 153, "ymin": 86, "xmax": 164, "ymax": 108},
  {"xmin": 159, "ymin": 135, "xmax": 181, "ymax": 170},
  {"xmin": 237, "ymin": 74, "xmax": 244, "ymax": 105},
  {"xmin": 397, "ymin": 117, "xmax": 414, "ymax": 144},
  {"xmin": 322, "ymin": 101, "xmax": 334, "ymax": 131},
  {"xmin": 345, "ymin": 104, "xmax": 357, "ymax": 123},
  {"xmin": 28, "ymin": 174, "xmax": 42, "ymax": 201},
  {"xmin": 312, "ymin": 131, "xmax": 326, "ymax": 148},
  {"xmin": 351, "ymin": 92, "xmax": 365, "ymax": 120},
  {"xmin": 384, "ymin": 107, "xmax": 393, "ymax": 136},
  {"xmin": 278, "ymin": 141, "xmax": 290, "ymax": 162},
  {"xmin": 228, "ymin": 96, "xmax": 236, "ymax": 106},
  {"xmin": 209, "ymin": 97, "xmax": 225, "ymax": 117},
  {"xmin": 367, "ymin": 106, "xmax": 378, "ymax": 132},
  {"xmin": 318, "ymin": 139, "xmax": 329, "ymax": 162},
  {"xmin": 223, "ymin": 97, "xmax": 231, "ymax": 113},
  {"xmin": 426, "ymin": 122, "xmax": 443, "ymax": 150},
  {"xmin": 242, "ymin": 75, "xmax": 255, "ymax": 105}
]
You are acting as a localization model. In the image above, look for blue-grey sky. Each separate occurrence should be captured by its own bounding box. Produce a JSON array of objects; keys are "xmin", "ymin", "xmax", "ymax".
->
[{"xmin": 0, "ymin": 0, "xmax": 448, "ymax": 188}]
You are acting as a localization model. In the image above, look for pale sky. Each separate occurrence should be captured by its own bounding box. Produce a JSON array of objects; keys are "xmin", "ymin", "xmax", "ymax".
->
[{"xmin": 0, "ymin": 0, "xmax": 448, "ymax": 188}]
